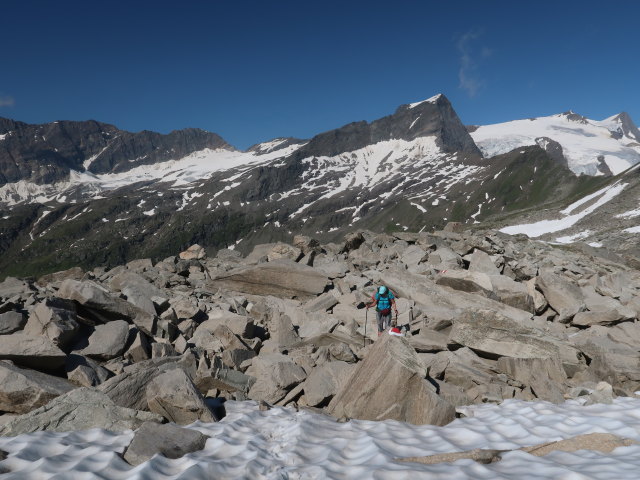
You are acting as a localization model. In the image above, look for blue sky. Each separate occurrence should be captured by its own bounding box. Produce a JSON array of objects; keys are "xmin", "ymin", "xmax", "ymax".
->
[{"xmin": 1, "ymin": 1, "xmax": 638, "ymax": 149}]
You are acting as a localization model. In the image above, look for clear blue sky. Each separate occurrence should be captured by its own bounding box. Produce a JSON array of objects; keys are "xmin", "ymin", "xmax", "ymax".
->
[{"xmin": 1, "ymin": 1, "xmax": 638, "ymax": 149}]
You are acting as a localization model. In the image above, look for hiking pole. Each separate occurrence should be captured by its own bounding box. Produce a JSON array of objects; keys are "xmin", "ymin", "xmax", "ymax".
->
[{"xmin": 364, "ymin": 308, "xmax": 367, "ymax": 348}]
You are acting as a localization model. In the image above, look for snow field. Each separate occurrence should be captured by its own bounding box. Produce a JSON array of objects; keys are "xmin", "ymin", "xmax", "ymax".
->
[
  {"xmin": 471, "ymin": 113, "xmax": 640, "ymax": 176},
  {"xmin": 2, "ymin": 398, "xmax": 640, "ymax": 479}
]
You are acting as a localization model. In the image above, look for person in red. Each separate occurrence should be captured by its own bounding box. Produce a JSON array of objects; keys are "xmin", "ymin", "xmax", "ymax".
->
[{"xmin": 366, "ymin": 286, "xmax": 398, "ymax": 336}]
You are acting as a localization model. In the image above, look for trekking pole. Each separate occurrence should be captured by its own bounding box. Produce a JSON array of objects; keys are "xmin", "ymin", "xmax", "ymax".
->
[{"xmin": 364, "ymin": 308, "xmax": 367, "ymax": 348}]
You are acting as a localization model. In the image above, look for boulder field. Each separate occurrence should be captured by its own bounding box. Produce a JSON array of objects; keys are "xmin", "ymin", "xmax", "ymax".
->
[{"xmin": 1, "ymin": 228, "xmax": 639, "ymax": 463}]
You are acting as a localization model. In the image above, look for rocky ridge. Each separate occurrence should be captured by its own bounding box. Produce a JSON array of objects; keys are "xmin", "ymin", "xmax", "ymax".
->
[{"xmin": 0, "ymin": 226, "xmax": 639, "ymax": 462}]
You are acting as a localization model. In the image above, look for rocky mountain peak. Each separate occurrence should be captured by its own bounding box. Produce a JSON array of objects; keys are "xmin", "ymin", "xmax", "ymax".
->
[
  {"xmin": 608, "ymin": 112, "xmax": 640, "ymax": 142},
  {"xmin": 0, "ymin": 118, "xmax": 233, "ymax": 185},
  {"xmin": 560, "ymin": 111, "xmax": 589, "ymax": 124},
  {"xmin": 293, "ymin": 93, "xmax": 481, "ymax": 159}
]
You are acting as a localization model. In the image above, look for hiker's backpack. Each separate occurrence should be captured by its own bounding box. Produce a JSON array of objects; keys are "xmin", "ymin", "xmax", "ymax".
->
[{"xmin": 376, "ymin": 291, "xmax": 392, "ymax": 315}]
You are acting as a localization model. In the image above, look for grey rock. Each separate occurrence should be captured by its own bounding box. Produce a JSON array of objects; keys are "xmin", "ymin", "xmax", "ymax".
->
[
  {"xmin": 198, "ymin": 310, "xmax": 255, "ymax": 338},
  {"xmin": 212, "ymin": 261, "xmax": 329, "ymax": 298},
  {"xmin": 408, "ymin": 329, "xmax": 449, "ymax": 353},
  {"xmin": 295, "ymin": 311, "xmax": 341, "ymax": 339},
  {"xmin": 58, "ymin": 279, "xmax": 135, "ymax": 321},
  {"xmin": 246, "ymin": 353, "xmax": 307, "ymax": 403},
  {"xmin": 0, "ymin": 362, "xmax": 75, "ymax": 414},
  {"xmin": 303, "ymin": 361, "xmax": 354, "ymax": 406},
  {"xmin": 304, "ymin": 292, "xmax": 339, "ymax": 313},
  {"xmin": 151, "ymin": 342, "xmax": 177, "ymax": 358},
  {"xmin": 496, "ymin": 356, "xmax": 567, "ymax": 403},
  {"xmin": 293, "ymin": 235, "xmax": 321, "ymax": 255},
  {"xmin": 266, "ymin": 243, "xmax": 302, "ymax": 262},
  {"xmin": 110, "ymin": 271, "xmax": 166, "ymax": 316},
  {"xmin": 536, "ymin": 271, "xmax": 586, "ymax": 323},
  {"xmin": 0, "ymin": 333, "xmax": 67, "ymax": 371},
  {"xmin": 195, "ymin": 359, "xmax": 256, "ymax": 394},
  {"xmin": 65, "ymin": 354, "xmax": 112, "ymax": 387},
  {"xmin": 0, "ymin": 277, "xmax": 34, "ymax": 300},
  {"xmin": 24, "ymin": 299, "xmax": 79, "ymax": 349},
  {"xmin": 179, "ymin": 244, "xmax": 207, "ymax": 261},
  {"xmin": 341, "ymin": 232, "xmax": 365, "ymax": 253},
  {"xmin": 146, "ymin": 368, "xmax": 216, "ymax": 424},
  {"xmin": 467, "ymin": 249, "xmax": 501, "ymax": 275},
  {"xmin": 79, "ymin": 320, "xmax": 129, "ymax": 360},
  {"xmin": 583, "ymin": 381, "xmax": 615, "ymax": 406},
  {"xmin": 98, "ymin": 356, "xmax": 193, "ymax": 410},
  {"xmin": 123, "ymin": 421, "xmax": 209, "ymax": 466},
  {"xmin": 488, "ymin": 275, "xmax": 534, "ymax": 312},
  {"xmin": 328, "ymin": 334, "xmax": 456, "ymax": 426},
  {"xmin": 449, "ymin": 309, "xmax": 583, "ymax": 369},
  {"xmin": 124, "ymin": 331, "xmax": 151, "ymax": 363},
  {"xmin": 262, "ymin": 312, "xmax": 300, "ymax": 353},
  {"xmin": 0, "ymin": 311, "xmax": 26, "ymax": 335},
  {"xmin": 0, "ymin": 388, "xmax": 162, "ymax": 436}
]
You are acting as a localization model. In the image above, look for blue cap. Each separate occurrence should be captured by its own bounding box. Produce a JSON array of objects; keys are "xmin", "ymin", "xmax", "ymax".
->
[{"xmin": 378, "ymin": 286, "xmax": 387, "ymax": 294}]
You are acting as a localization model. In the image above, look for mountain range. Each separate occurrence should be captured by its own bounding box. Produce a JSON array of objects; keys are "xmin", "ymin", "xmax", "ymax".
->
[{"xmin": 1, "ymin": 94, "xmax": 639, "ymax": 278}]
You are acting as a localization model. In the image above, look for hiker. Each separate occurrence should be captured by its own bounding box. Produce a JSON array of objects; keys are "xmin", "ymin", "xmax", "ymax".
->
[{"xmin": 366, "ymin": 286, "xmax": 398, "ymax": 336}]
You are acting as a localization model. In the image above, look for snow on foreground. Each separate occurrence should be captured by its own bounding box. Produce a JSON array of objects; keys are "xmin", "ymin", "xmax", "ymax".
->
[{"xmin": 2, "ymin": 398, "xmax": 640, "ymax": 479}]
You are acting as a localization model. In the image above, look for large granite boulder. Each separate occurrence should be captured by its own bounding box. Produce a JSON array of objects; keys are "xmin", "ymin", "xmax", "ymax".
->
[
  {"xmin": 211, "ymin": 261, "xmax": 329, "ymax": 298},
  {"xmin": 246, "ymin": 353, "xmax": 307, "ymax": 403},
  {"xmin": 0, "ymin": 388, "xmax": 162, "ymax": 436},
  {"xmin": 23, "ymin": 299, "xmax": 79, "ymax": 350},
  {"xmin": 496, "ymin": 356, "xmax": 567, "ymax": 403},
  {"xmin": 536, "ymin": 271, "xmax": 586, "ymax": 323},
  {"xmin": 0, "ymin": 333, "xmax": 67, "ymax": 371},
  {"xmin": 58, "ymin": 279, "xmax": 134, "ymax": 320},
  {"xmin": 0, "ymin": 361, "xmax": 75, "ymax": 414},
  {"xmin": 327, "ymin": 334, "xmax": 455, "ymax": 426},
  {"xmin": 448, "ymin": 309, "xmax": 583, "ymax": 370},
  {"xmin": 98, "ymin": 356, "xmax": 194, "ymax": 410},
  {"xmin": 0, "ymin": 311, "xmax": 26, "ymax": 335},
  {"xmin": 110, "ymin": 271, "xmax": 167, "ymax": 316},
  {"xmin": 303, "ymin": 361, "xmax": 354, "ymax": 407},
  {"xmin": 78, "ymin": 320, "xmax": 130, "ymax": 360},
  {"xmin": 146, "ymin": 368, "xmax": 216, "ymax": 424}
]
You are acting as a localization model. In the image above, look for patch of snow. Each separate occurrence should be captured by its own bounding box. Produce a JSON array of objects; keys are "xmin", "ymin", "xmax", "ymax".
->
[
  {"xmin": 555, "ymin": 230, "xmax": 592, "ymax": 244},
  {"xmin": 616, "ymin": 207, "xmax": 640, "ymax": 219},
  {"xmin": 142, "ymin": 208, "xmax": 156, "ymax": 216},
  {"xmin": 410, "ymin": 202, "xmax": 427, "ymax": 213},
  {"xmin": 501, "ymin": 182, "xmax": 627, "ymax": 238},
  {"xmin": 624, "ymin": 225, "xmax": 640, "ymax": 233},
  {"xmin": 408, "ymin": 93, "xmax": 442, "ymax": 109}
]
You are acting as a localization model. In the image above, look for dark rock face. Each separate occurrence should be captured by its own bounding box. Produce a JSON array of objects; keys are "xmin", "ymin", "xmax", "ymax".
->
[
  {"xmin": 0, "ymin": 118, "xmax": 231, "ymax": 185},
  {"xmin": 535, "ymin": 137, "xmax": 568, "ymax": 168},
  {"xmin": 88, "ymin": 128, "xmax": 231, "ymax": 174}
]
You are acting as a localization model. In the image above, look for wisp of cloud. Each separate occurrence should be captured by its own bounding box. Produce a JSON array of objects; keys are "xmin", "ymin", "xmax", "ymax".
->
[
  {"xmin": 457, "ymin": 30, "xmax": 490, "ymax": 98},
  {"xmin": 0, "ymin": 96, "xmax": 15, "ymax": 107}
]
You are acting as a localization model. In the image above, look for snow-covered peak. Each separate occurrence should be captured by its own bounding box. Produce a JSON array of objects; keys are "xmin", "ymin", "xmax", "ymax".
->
[
  {"xmin": 471, "ymin": 112, "xmax": 640, "ymax": 176},
  {"xmin": 408, "ymin": 93, "xmax": 443, "ymax": 109}
]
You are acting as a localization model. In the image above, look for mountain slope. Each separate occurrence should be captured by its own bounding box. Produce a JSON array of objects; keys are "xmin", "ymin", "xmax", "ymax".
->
[{"xmin": 1, "ymin": 95, "xmax": 639, "ymax": 278}]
